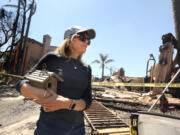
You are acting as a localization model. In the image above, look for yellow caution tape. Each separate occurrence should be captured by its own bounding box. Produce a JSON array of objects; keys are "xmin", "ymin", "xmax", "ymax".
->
[
  {"xmin": 0, "ymin": 72, "xmax": 23, "ymax": 79},
  {"xmin": 1, "ymin": 72, "xmax": 180, "ymax": 88},
  {"xmin": 92, "ymin": 82, "xmax": 180, "ymax": 88},
  {"xmin": 0, "ymin": 84, "xmax": 15, "ymax": 87}
]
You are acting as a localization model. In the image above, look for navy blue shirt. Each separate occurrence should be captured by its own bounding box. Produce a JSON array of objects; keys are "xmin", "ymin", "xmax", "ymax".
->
[{"xmin": 16, "ymin": 52, "xmax": 92, "ymax": 124}]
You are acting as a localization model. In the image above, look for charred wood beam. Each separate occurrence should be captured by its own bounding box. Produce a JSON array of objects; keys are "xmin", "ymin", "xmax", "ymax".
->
[
  {"xmin": 96, "ymin": 97, "xmax": 149, "ymax": 107},
  {"xmin": 102, "ymin": 102, "xmax": 144, "ymax": 113}
]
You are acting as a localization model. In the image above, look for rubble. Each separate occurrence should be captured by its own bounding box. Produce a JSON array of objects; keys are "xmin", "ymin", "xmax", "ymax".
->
[{"xmin": 93, "ymin": 86, "xmax": 180, "ymax": 111}]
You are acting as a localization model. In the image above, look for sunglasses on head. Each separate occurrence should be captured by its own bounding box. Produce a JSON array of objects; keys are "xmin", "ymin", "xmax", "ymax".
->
[{"xmin": 75, "ymin": 33, "xmax": 91, "ymax": 45}]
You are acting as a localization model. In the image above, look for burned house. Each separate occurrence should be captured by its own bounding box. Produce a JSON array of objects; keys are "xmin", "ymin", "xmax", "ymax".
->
[{"xmin": 13, "ymin": 35, "xmax": 57, "ymax": 74}]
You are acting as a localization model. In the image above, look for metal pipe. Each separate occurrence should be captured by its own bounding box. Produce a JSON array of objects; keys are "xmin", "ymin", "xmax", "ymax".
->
[{"xmin": 148, "ymin": 68, "xmax": 180, "ymax": 112}]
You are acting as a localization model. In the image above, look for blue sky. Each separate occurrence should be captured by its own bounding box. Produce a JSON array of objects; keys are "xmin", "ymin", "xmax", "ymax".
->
[{"xmin": 1, "ymin": 0, "xmax": 175, "ymax": 77}]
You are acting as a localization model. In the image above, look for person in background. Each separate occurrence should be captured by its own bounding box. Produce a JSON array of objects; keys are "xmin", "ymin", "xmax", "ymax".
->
[{"xmin": 16, "ymin": 26, "xmax": 96, "ymax": 135}]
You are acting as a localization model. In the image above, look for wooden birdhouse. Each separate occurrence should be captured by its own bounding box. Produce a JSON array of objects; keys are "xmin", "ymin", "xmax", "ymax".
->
[{"xmin": 25, "ymin": 70, "xmax": 63, "ymax": 93}]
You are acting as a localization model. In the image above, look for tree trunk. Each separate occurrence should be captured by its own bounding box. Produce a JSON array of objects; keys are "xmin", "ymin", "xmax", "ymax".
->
[
  {"xmin": 102, "ymin": 63, "xmax": 104, "ymax": 80},
  {"xmin": 19, "ymin": 0, "xmax": 35, "ymax": 75},
  {"xmin": 171, "ymin": 0, "xmax": 180, "ymax": 98},
  {"xmin": 172, "ymin": 0, "xmax": 180, "ymax": 68},
  {"xmin": 16, "ymin": 0, "xmax": 27, "ymax": 74},
  {"xmin": 7, "ymin": 0, "xmax": 21, "ymax": 73},
  {"xmin": 172, "ymin": 0, "xmax": 180, "ymax": 49}
]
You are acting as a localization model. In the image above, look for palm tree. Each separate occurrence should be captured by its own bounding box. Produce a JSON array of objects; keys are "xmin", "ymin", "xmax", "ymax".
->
[{"xmin": 92, "ymin": 53, "xmax": 114, "ymax": 79}]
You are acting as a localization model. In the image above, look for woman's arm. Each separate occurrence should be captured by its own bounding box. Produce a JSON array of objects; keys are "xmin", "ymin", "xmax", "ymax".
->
[
  {"xmin": 33, "ymin": 90, "xmax": 87, "ymax": 112},
  {"xmin": 16, "ymin": 53, "xmax": 55, "ymax": 98},
  {"xmin": 72, "ymin": 66, "xmax": 92, "ymax": 111},
  {"xmin": 81, "ymin": 65, "xmax": 92, "ymax": 110},
  {"xmin": 26, "ymin": 62, "xmax": 92, "ymax": 112},
  {"xmin": 20, "ymin": 83, "xmax": 51, "ymax": 99},
  {"xmin": 70, "ymin": 99, "xmax": 86, "ymax": 111}
]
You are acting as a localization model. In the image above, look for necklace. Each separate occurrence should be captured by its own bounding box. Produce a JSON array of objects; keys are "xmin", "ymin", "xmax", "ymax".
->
[{"xmin": 72, "ymin": 59, "xmax": 77, "ymax": 70}]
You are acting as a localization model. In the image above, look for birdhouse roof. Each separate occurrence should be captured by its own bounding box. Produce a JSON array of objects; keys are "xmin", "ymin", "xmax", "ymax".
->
[{"xmin": 25, "ymin": 70, "xmax": 64, "ymax": 83}]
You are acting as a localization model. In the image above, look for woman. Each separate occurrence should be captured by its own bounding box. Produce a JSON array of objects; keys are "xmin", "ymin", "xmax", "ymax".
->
[{"xmin": 16, "ymin": 26, "xmax": 96, "ymax": 135}]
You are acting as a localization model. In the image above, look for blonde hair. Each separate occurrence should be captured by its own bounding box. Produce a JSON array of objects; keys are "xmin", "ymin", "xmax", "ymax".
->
[{"xmin": 54, "ymin": 38, "xmax": 83, "ymax": 62}]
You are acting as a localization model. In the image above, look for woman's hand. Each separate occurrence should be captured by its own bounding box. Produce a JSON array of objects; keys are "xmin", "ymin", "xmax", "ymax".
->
[{"xmin": 33, "ymin": 90, "xmax": 71, "ymax": 112}]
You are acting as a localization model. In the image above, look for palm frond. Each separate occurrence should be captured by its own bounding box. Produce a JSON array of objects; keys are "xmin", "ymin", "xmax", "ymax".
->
[
  {"xmin": 91, "ymin": 60, "xmax": 100, "ymax": 64},
  {"xmin": 105, "ymin": 59, "xmax": 114, "ymax": 64},
  {"xmin": 100, "ymin": 53, "xmax": 108, "ymax": 62}
]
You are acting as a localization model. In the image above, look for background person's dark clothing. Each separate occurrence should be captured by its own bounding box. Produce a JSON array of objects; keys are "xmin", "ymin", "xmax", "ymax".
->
[{"xmin": 16, "ymin": 52, "xmax": 92, "ymax": 125}]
